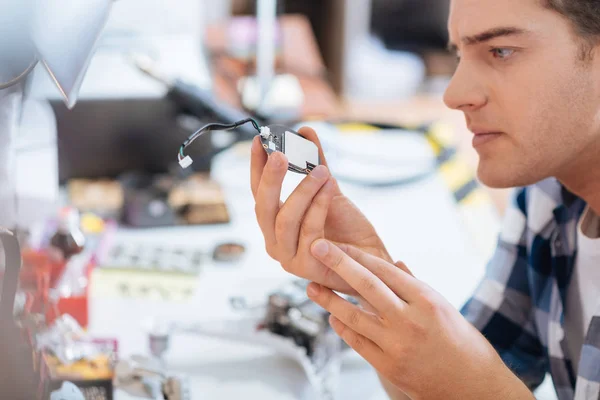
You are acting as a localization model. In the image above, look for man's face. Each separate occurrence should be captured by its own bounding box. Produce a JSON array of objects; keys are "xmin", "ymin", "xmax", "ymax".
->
[{"xmin": 444, "ymin": 0, "xmax": 600, "ymax": 188}]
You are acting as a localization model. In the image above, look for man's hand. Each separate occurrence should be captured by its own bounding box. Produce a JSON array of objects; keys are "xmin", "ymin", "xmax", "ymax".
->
[
  {"xmin": 250, "ymin": 127, "xmax": 391, "ymax": 294},
  {"xmin": 306, "ymin": 240, "xmax": 535, "ymax": 400}
]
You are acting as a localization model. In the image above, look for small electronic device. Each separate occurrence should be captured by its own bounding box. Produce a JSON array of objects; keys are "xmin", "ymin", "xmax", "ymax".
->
[
  {"xmin": 258, "ymin": 125, "xmax": 320, "ymax": 174},
  {"xmin": 114, "ymin": 356, "xmax": 191, "ymax": 400},
  {"xmin": 178, "ymin": 119, "xmax": 320, "ymax": 175},
  {"xmin": 262, "ymin": 279, "xmax": 332, "ymax": 358}
]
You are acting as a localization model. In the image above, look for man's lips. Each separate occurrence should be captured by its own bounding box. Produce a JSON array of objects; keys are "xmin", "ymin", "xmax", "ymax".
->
[{"xmin": 470, "ymin": 130, "xmax": 503, "ymax": 147}]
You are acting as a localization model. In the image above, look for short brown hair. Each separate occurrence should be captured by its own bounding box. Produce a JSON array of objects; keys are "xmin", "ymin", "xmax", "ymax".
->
[{"xmin": 544, "ymin": 0, "xmax": 600, "ymax": 59}]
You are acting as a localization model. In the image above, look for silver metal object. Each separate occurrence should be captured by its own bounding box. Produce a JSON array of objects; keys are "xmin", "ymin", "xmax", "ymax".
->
[
  {"xmin": 146, "ymin": 280, "xmax": 343, "ymax": 399},
  {"xmin": 115, "ymin": 356, "xmax": 190, "ymax": 400}
]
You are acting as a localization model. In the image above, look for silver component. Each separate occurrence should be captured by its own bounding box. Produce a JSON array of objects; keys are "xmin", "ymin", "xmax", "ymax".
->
[
  {"xmin": 115, "ymin": 356, "xmax": 190, "ymax": 400},
  {"xmin": 140, "ymin": 280, "xmax": 341, "ymax": 399},
  {"xmin": 284, "ymin": 130, "xmax": 319, "ymax": 172},
  {"xmin": 259, "ymin": 125, "xmax": 321, "ymax": 174},
  {"xmin": 289, "ymin": 308, "xmax": 321, "ymax": 338}
]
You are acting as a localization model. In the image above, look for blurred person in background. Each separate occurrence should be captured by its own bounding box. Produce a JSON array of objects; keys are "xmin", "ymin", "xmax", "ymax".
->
[{"xmin": 251, "ymin": 0, "xmax": 600, "ymax": 399}]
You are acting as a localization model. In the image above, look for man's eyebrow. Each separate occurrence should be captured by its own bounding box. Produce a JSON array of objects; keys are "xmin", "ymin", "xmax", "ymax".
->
[{"xmin": 447, "ymin": 26, "xmax": 529, "ymax": 53}]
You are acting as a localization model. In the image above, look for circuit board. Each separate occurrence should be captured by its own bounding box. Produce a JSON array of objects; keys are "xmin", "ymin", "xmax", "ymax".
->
[
  {"xmin": 259, "ymin": 125, "xmax": 320, "ymax": 175},
  {"xmin": 99, "ymin": 242, "xmax": 204, "ymax": 274}
]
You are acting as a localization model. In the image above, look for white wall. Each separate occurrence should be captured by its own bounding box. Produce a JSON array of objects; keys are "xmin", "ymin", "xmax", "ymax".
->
[
  {"xmin": 103, "ymin": 0, "xmax": 232, "ymax": 37},
  {"xmin": 104, "ymin": 0, "xmax": 205, "ymax": 37}
]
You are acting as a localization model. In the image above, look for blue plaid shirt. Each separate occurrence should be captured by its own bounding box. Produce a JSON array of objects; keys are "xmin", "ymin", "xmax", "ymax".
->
[{"xmin": 460, "ymin": 178, "xmax": 600, "ymax": 400}]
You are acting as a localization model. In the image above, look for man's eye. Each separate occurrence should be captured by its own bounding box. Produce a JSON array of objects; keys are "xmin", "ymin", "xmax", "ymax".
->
[{"xmin": 490, "ymin": 48, "xmax": 515, "ymax": 59}]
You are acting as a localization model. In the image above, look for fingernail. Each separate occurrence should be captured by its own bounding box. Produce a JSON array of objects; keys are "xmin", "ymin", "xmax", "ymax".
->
[
  {"xmin": 312, "ymin": 240, "xmax": 329, "ymax": 257},
  {"xmin": 311, "ymin": 165, "xmax": 328, "ymax": 179},
  {"xmin": 329, "ymin": 315, "xmax": 339, "ymax": 326},
  {"xmin": 270, "ymin": 152, "xmax": 285, "ymax": 167},
  {"xmin": 307, "ymin": 283, "xmax": 320, "ymax": 297}
]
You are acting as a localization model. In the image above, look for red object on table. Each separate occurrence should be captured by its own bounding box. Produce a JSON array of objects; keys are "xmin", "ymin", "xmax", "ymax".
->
[{"xmin": 16, "ymin": 249, "xmax": 93, "ymax": 328}]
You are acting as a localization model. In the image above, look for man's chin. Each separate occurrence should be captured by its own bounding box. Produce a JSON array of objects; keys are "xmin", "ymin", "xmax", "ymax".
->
[{"xmin": 476, "ymin": 164, "xmax": 538, "ymax": 189}]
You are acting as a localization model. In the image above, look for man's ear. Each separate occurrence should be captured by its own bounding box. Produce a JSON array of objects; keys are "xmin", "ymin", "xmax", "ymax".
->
[
  {"xmin": 590, "ymin": 44, "xmax": 600, "ymax": 90},
  {"xmin": 583, "ymin": 41, "xmax": 600, "ymax": 65}
]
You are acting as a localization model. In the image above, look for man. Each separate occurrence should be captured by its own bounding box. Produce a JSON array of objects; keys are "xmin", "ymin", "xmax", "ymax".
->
[{"xmin": 250, "ymin": 0, "xmax": 600, "ymax": 398}]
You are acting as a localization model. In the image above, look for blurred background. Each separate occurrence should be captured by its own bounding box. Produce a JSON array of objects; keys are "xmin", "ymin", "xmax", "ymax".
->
[{"xmin": 0, "ymin": 1, "xmax": 554, "ymax": 399}]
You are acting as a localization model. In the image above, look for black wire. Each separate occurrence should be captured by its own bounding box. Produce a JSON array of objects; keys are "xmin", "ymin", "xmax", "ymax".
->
[
  {"xmin": 179, "ymin": 118, "xmax": 454, "ymax": 189},
  {"xmin": 180, "ymin": 118, "xmax": 261, "ymax": 157}
]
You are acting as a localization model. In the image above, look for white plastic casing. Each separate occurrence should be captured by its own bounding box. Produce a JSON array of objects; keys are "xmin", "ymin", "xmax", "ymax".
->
[
  {"xmin": 179, "ymin": 155, "xmax": 193, "ymax": 169},
  {"xmin": 260, "ymin": 126, "xmax": 271, "ymax": 139}
]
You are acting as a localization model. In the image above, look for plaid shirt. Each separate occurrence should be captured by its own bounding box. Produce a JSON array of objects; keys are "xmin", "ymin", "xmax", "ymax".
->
[{"xmin": 460, "ymin": 177, "xmax": 600, "ymax": 400}]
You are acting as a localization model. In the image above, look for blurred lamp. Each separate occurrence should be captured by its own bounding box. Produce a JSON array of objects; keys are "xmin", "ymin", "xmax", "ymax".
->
[{"xmin": 0, "ymin": 0, "xmax": 114, "ymax": 108}]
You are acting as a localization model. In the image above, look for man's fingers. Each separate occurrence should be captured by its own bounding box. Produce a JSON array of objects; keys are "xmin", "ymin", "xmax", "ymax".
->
[
  {"xmin": 394, "ymin": 261, "xmax": 414, "ymax": 277},
  {"xmin": 337, "ymin": 243, "xmax": 422, "ymax": 303},
  {"xmin": 255, "ymin": 152, "xmax": 288, "ymax": 247},
  {"xmin": 298, "ymin": 177, "xmax": 336, "ymax": 248},
  {"xmin": 302, "ymin": 177, "xmax": 336, "ymax": 234},
  {"xmin": 308, "ymin": 283, "xmax": 384, "ymax": 342},
  {"xmin": 250, "ymin": 136, "xmax": 268, "ymax": 199},
  {"xmin": 328, "ymin": 315, "xmax": 387, "ymax": 370},
  {"xmin": 275, "ymin": 167, "xmax": 332, "ymax": 258},
  {"xmin": 311, "ymin": 240, "xmax": 404, "ymax": 315}
]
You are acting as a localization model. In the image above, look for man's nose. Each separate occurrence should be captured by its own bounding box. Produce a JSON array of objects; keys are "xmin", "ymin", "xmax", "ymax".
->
[{"xmin": 443, "ymin": 62, "xmax": 487, "ymax": 112}]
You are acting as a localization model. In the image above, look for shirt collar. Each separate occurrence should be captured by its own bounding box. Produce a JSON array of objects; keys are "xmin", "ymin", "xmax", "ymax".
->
[{"xmin": 530, "ymin": 178, "xmax": 585, "ymax": 224}]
